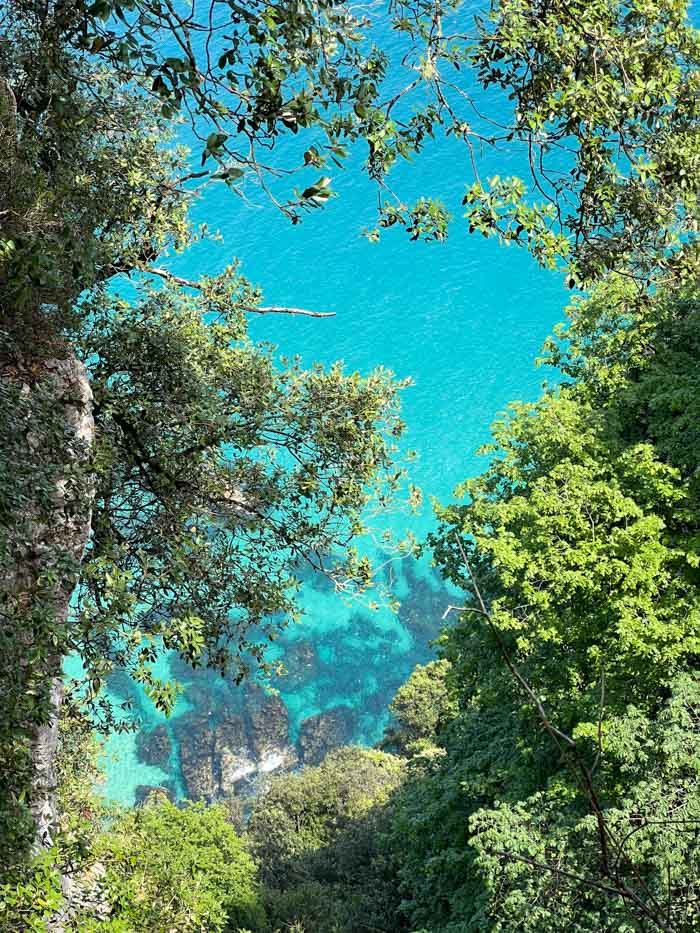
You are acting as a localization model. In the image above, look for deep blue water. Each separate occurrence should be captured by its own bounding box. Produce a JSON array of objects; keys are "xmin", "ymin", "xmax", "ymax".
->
[{"xmin": 99, "ymin": 3, "xmax": 567, "ymax": 805}]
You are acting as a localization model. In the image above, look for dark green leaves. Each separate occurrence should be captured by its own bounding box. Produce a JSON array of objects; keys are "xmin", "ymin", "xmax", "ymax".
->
[
  {"xmin": 301, "ymin": 176, "xmax": 332, "ymax": 200},
  {"xmin": 71, "ymin": 272, "xmax": 409, "ymax": 714}
]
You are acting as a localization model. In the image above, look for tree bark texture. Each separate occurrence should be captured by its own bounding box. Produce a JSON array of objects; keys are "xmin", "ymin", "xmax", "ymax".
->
[{"xmin": 0, "ymin": 350, "xmax": 94, "ymax": 855}]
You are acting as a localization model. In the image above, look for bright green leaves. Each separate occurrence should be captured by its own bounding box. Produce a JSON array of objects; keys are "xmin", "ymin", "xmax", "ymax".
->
[
  {"xmin": 463, "ymin": 177, "xmax": 570, "ymax": 270},
  {"xmin": 384, "ymin": 659, "xmax": 458, "ymax": 756},
  {"xmin": 93, "ymin": 800, "xmax": 265, "ymax": 932},
  {"xmin": 372, "ymin": 197, "xmax": 451, "ymax": 243},
  {"xmin": 543, "ymin": 274, "xmax": 700, "ymax": 512},
  {"xmin": 464, "ymin": 676, "xmax": 700, "ymax": 933},
  {"xmin": 469, "ymin": 0, "xmax": 700, "ymax": 283},
  {"xmin": 434, "ymin": 392, "xmax": 696, "ymax": 704},
  {"xmin": 0, "ymin": 849, "xmax": 64, "ymax": 932},
  {"xmin": 417, "ymin": 271, "xmax": 700, "ymax": 930}
]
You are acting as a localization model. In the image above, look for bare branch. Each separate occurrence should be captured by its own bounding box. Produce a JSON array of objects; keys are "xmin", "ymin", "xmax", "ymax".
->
[
  {"xmin": 442, "ymin": 604, "xmax": 477, "ymax": 619},
  {"xmin": 250, "ymin": 305, "xmax": 335, "ymax": 319},
  {"xmin": 145, "ymin": 267, "xmax": 335, "ymax": 317},
  {"xmin": 146, "ymin": 267, "xmax": 201, "ymax": 289}
]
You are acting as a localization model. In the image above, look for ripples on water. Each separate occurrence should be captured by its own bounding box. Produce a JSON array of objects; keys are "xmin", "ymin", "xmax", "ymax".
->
[{"xmin": 99, "ymin": 6, "xmax": 567, "ymax": 805}]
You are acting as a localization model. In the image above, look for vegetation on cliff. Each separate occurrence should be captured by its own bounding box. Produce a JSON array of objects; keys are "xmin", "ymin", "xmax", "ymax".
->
[{"xmin": 1, "ymin": 0, "xmax": 700, "ymax": 930}]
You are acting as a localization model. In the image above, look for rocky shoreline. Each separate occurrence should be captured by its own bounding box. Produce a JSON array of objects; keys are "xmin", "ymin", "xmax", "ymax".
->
[
  {"xmin": 134, "ymin": 658, "xmax": 359, "ymax": 804},
  {"xmin": 128, "ymin": 575, "xmax": 446, "ymax": 807}
]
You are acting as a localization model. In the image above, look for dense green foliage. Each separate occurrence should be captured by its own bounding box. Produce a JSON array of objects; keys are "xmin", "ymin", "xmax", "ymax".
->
[
  {"xmin": 464, "ymin": 0, "xmax": 700, "ymax": 283},
  {"xmin": 2, "ymin": 0, "xmax": 700, "ymax": 929},
  {"xmin": 87, "ymin": 799, "xmax": 264, "ymax": 932},
  {"xmin": 382, "ymin": 659, "xmax": 458, "ymax": 756},
  {"xmin": 0, "ymin": 850, "xmax": 63, "ymax": 933},
  {"xmin": 0, "ymin": 0, "xmax": 428, "ymax": 871},
  {"xmin": 248, "ymin": 747, "xmax": 405, "ymax": 933},
  {"xmin": 386, "ymin": 274, "xmax": 700, "ymax": 932},
  {"xmin": 72, "ymin": 278, "xmax": 409, "ymax": 711}
]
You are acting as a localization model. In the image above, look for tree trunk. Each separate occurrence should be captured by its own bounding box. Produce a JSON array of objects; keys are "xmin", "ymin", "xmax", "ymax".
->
[
  {"xmin": 1, "ymin": 70, "xmax": 97, "ymax": 868},
  {"xmin": 0, "ymin": 349, "xmax": 94, "ymax": 856},
  {"xmin": 28, "ymin": 357, "xmax": 95, "ymax": 852}
]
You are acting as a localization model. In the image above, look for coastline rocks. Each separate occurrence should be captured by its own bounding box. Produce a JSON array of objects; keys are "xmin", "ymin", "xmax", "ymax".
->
[
  {"xmin": 176, "ymin": 715, "xmax": 219, "ymax": 802},
  {"xmin": 172, "ymin": 694, "xmax": 297, "ymax": 802},
  {"xmin": 217, "ymin": 711, "xmax": 257, "ymax": 792},
  {"xmin": 245, "ymin": 685, "xmax": 290, "ymax": 759},
  {"xmin": 299, "ymin": 706, "xmax": 356, "ymax": 766},
  {"xmin": 219, "ymin": 745, "xmax": 258, "ymax": 789},
  {"xmin": 135, "ymin": 724, "xmax": 172, "ymax": 768},
  {"xmin": 134, "ymin": 784, "xmax": 175, "ymax": 806}
]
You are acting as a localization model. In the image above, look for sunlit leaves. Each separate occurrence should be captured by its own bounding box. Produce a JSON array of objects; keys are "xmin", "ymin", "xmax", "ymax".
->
[{"xmin": 469, "ymin": 0, "xmax": 700, "ymax": 283}]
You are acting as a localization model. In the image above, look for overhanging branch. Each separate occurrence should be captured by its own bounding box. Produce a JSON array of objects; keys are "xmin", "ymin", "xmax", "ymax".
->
[{"xmin": 145, "ymin": 267, "xmax": 335, "ymax": 317}]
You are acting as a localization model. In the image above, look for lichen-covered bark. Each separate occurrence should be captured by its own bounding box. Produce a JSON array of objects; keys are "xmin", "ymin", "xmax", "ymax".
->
[
  {"xmin": 0, "ymin": 350, "xmax": 94, "ymax": 856},
  {"xmin": 28, "ymin": 357, "xmax": 94, "ymax": 851}
]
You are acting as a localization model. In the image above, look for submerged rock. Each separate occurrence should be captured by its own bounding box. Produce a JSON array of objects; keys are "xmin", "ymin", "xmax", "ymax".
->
[
  {"xmin": 219, "ymin": 746, "xmax": 258, "ymax": 790},
  {"xmin": 299, "ymin": 706, "xmax": 356, "ymax": 765},
  {"xmin": 174, "ymin": 713, "xmax": 219, "ymax": 802},
  {"xmin": 398, "ymin": 563, "xmax": 446, "ymax": 642},
  {"xmin": 135, "ymin": 724, "xmax": 172, "ymax": 768},
  {"xmin": 216, "ymin": 712, "xmax": 254, "ymax": 793},
  {"xmin": 222, "ymin": 696, "xmax": 299, "ymax": 792},
  {"xmin": 245, "ymin": 685, "xmax": 289, "ymax": 758},
  {"xmin": 173, "ymin": 701, "xmax": 297, "ymax": 801},
  {"xmin": 280, "ymin": 639, "xmax": 320, "ymax": 689}
]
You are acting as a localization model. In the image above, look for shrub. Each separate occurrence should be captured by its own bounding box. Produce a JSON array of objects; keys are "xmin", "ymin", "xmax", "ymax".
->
[{"xmin": 92, "ymin": 798, "xmax": 265, "ymax": 932}]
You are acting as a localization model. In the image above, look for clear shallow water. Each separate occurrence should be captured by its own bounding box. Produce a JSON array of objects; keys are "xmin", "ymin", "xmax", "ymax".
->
[{"xmin": 98, "ymin": 5, "xmax": 567, "ymax": 806}]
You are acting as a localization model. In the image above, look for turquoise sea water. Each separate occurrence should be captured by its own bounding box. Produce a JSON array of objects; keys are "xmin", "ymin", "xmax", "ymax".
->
[{"xmin": 100, "ymin": 5, "xmax": 568, "ymax": 805}]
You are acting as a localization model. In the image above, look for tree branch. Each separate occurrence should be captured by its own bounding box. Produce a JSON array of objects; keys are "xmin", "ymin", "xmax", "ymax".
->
[
  {"xmin": 250, "ymin": 306, "xmax": 335, "ymax": 318},
  {"xmin": 145, "ymin": 267, "xmax": 335, "ymax": 316}
]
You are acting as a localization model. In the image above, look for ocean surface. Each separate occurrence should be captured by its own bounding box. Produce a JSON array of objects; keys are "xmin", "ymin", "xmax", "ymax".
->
[{"xmin": 98, "ymin": 2, "xmax": 567, "ymax": 805}]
